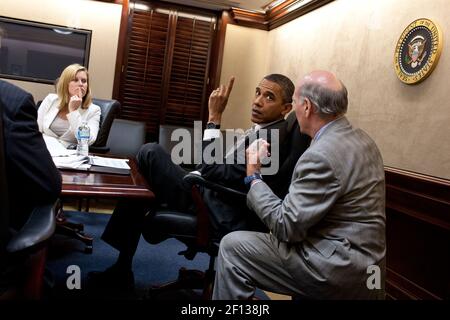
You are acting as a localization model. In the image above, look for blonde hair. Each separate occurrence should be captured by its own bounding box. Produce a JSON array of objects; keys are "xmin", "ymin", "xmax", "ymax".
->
[{"xmin": 56, "ymin": 64, "xmax": 92, "ymax": 109}]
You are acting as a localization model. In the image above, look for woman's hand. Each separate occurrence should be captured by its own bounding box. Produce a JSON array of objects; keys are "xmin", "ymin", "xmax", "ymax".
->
[{"xmin": 68, "ymin": 87, "xmax": 83, "ymax": 112}]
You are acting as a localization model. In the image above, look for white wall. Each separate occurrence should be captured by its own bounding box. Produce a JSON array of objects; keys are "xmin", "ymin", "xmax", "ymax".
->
[
  {"xmin": 219, "ymin": 24, "xmax": 269, "ymax": 131},
  {"xmin": 0, "ymin": 0, "xmax": 121, "ymax": 101}
]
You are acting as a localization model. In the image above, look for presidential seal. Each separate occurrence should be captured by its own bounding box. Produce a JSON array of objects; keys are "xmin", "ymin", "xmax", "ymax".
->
[{"xmin": 394, "ymin": 18, "xmax": 442, "ymax": 84}]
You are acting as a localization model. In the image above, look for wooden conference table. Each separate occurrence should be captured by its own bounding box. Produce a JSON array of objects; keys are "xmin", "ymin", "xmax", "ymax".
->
[
  {"xmin": 59, "ymin": 157, "xmax": 154, "ymax": 253},
  {"xmin": 60, "ymin": 158, "xmax": 154, "ymax": 200}
]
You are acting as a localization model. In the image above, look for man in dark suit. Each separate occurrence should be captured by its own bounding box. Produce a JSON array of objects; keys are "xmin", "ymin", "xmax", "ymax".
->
[
  {"xmin": 90, "ymin": 74, "xmax": 310, "ymax": 290},
  {"xmin": 0, "ymin": 80, "xmax": 61, "ymax": 288}
]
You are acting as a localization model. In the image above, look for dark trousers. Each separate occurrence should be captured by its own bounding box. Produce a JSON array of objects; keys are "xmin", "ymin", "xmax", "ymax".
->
[
  {"xmin": 101, "ymin": 143, "xmax": 193, "ymax": 256},
  {"xmin": 101, "ymin": 143, "xmax": 266, "ymax": 258}
]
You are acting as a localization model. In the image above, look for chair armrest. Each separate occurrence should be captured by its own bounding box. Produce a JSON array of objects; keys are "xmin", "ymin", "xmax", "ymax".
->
[
  {"xmin": 89, "ymin": 146, "xmax": 110, "ymax": 154},
  {"xmin": 183, "ymin": 172, "xmax": 247, "ymax": 198},
  {"xmin": 7, "ymin": 202, "xmax": 56, "ymax": 253}
]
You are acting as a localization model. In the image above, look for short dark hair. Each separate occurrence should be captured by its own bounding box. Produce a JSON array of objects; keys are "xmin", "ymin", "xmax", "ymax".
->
[{"xmin": 263, "ymin": 74, "xmax": 295, "ymax": 104}]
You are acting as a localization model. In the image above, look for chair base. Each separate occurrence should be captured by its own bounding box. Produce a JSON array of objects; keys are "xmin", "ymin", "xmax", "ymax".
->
[
  {"xmin": 55, "ymin": 208, "xmax": 93, "ymax": 254},
  {"xmin": 148, "ymin": 267, "xmax": 214, "ymax": 300},
  {"xmin": 55, "ymin": 223, "xmax": 93, "ymax": 254},
  {"xmin": 56, "ymin": 211, "xmax": 84, "ymax": 231}
]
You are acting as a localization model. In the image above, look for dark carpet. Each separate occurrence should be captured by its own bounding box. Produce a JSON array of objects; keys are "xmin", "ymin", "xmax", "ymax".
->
[
  {"xmin": 45, "ymin": 211, "xmax": 210, "ymax": 300},
  {"xmin": 45, "ymin": 211, "xmax": 268, "ymax": 300}
]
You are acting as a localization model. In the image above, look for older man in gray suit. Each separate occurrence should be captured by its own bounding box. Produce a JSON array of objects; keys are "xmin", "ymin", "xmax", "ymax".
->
[{"xmin": 212, "ymin": 70, "xmax": 386, "ymax": 300}]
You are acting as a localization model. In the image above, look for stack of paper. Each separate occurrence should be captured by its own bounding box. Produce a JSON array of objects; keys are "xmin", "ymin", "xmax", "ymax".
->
[
  {"xmin": 43, "ymin": 135, "xmax": 76, "ymax": 157},
  {"xmin": 43, "ymin": 134, "xmax": 131, "ymax": 174},
  {"xmin": 53, "ymin": 155, "xmax": 130, "ymax": 175},
  {"xmin": 52, "ymin": 155, "xmax": 90, "ymax": 170},
  {"xmin": 87, "ymin": 156, "xmax": 130, "ymax": 174},
  {"xmin": 89, "ymin": 156, "xmax": 130, "ymax": 170}
]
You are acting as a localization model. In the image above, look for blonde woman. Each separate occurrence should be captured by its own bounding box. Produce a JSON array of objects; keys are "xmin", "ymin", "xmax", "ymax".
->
[{"xmin": 37, "ymin": 64, "xmax": 100, "ymax": 147}]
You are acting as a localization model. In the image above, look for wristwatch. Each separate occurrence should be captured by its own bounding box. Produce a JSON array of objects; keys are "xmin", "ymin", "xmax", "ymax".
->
[
  {"xmin": 244, "ymin": 172, "xmax": 263, "ymax": 187},
  {"xmin": 206, "ymin": 122, "xmax": 220, "ymax": 129}
]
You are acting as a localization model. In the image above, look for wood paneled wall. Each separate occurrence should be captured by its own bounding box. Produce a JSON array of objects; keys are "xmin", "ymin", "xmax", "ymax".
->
[{"xmin": 385, "ymin": 167, "xmax": 450, "ymax": 300}]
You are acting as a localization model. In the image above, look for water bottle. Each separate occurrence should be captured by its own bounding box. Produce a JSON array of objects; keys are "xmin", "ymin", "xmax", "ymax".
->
[{"xmin": 76, "ymin": 121, "xmax": 90, "ymax": 157}]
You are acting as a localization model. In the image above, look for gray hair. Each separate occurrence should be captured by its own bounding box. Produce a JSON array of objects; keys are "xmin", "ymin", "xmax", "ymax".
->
[
  {"xmin": 263, "ymin": 73, "xmax": 295, "ymax": 104},
  {"xmin": 299, "ymin": 81, "xmax": 348, "ymax": 117}
]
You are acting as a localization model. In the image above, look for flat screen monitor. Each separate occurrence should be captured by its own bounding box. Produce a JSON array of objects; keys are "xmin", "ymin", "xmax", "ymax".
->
[{"xmin": 0, "ymin": 16, "xmax": 91, "ymax": 84}]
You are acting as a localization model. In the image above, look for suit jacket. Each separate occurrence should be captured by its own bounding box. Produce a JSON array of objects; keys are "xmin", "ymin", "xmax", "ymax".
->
[
  {"xmin": 247, "ymin": 116, "xmax": 386, "ymax": 299},
  {"xmin": 199, "ymin": 119, "xmax": 306, "ymax": 237},
  {"xmin": 37, "ymin": 93, "xmax": 101, "ymax": 146},
  {"xmin": 0, "ymin": 80, "xmax": 62, "ymax": 229},
  {"xmin": 198, "ymin": 119, "xmax": 288, "ymax": 191}
]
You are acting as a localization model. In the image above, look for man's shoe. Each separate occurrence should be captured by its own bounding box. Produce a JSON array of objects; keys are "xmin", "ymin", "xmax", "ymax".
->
[{"xmin": 88, "ymin": 265, "xmax": 135, "ymax": 292}]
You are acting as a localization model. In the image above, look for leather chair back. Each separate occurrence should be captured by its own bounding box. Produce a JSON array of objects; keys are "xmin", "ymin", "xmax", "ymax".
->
[
  {"xmin": 91, "ymin": 98, "xmax": 121, "ymax": 149},
  {"xmin": 159, "ymin": 124, "xmax": 199, "ymax": 169},
  {"xmin": 106, "ymin": 119, "xmax": 146, "ymax": 157}
]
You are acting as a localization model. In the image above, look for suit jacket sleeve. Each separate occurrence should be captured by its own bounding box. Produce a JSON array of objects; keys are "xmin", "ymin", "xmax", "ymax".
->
[
  {"xmin": 7, "ymin": 91, "xmax": 62, "ymax": 202},
  {"xmin": 247, "ymin": 150, "xmax": 341, "ymax": 243},
  {"xmin": 197, "ymin": 122, "xmax": 288, "ymax": 191},
  {"xmin": 197, "ymin": 137, "xmax": 246, "ymax": 190}
]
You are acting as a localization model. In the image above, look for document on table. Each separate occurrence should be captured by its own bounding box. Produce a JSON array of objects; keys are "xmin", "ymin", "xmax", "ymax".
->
[
  {"xmin": 89, "ymin": 156, "xmax": 130, "ymax": 170},
  {"xmin": 52, "ymin": 155, "xmax": 90, "ymax": 170},
  {"xmin": 53, "ymin": 154, "xmax": 131, "ymax": 175},
  {"xmin": 43, "ymin": 135, "xmax": 76, "ymax": 157}
]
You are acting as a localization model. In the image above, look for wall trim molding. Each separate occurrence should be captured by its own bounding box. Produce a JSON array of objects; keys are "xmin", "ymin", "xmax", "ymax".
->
[
  {"xmin": 384, "ymin": 166, "xmax": 450, "ymax": 300},
  {"xmin": 229, "ymin": 0, "xmax": 334, "ymax": 30},
  {"xmin": 386, "ymin": 267, "xmax": 441, "ymax": 300},
  {"xmin": 385, "ymin": 166, "xmax": 450, "ymax": 231},
  {"xmin": 229, "ymin": 7, "xmax": 267, "ymax": 30}
]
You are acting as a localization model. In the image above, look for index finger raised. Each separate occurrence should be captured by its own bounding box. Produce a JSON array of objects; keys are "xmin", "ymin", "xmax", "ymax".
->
[{"xmin": 225, "ymin": 76, "xmax": 235, "ymax": 97}]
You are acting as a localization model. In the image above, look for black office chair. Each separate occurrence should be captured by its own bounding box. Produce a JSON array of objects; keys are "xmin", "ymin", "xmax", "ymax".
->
[
  {"xmin": 142, "ymin": 112, "xmax": 311, "ymax": 299},
  {"xmin": 142, "ymin": 172, "xmax": 242, "ymax": 299},
  {"xmin": 158, "ymin": 124, "xmax": 199, "ymax": 171},
  {"xmin": 89, "ymin": 98, "xmax": 121, "ymax": 153},
  {"xmin": 0, "ymin": 100, "xmax": 56, "ymax": 300},
  {"xmin": 106, "ymin": 119, "xmax": 146, "ymax": 157}
]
